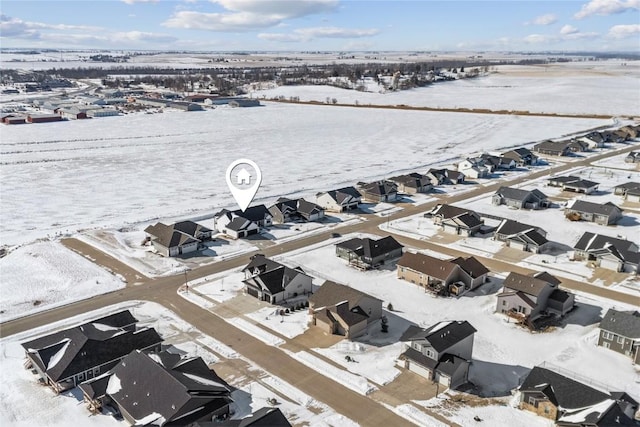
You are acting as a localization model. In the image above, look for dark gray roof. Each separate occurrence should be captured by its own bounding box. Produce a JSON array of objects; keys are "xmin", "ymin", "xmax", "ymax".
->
[
  {"xmin": 435, "ymin": 353, "xmax": 469, "ymax": 377},
  {"xmin": 494, "ymin": 186, "xmax": 548, "ymax": 202},
  {"xmin": 243, "ymin": 265, "xmax": 307, "ymax": 295},
  {"xmin": 502, "ymin": 271, "xmax": 557, "ymax": 297},
  {"xmin": 534, "ymin": 140, "xmax": 570, "ymax": 153},
  {"xmin": 573, "ymin": 233, "xmax": 639, "ymax": 265},
  {"xmin": 502, "ymin": 147, "xmax": 535, "ymax": 159},
  {"xmin": 328, "ymin": 301, "xmax": 369, "ymax": 326},
  {"xmin": 144, "ymin": 222, "xmax": 201, "ymax": 248},
  {"xmin": 563, "ymin": 179, "xmax": 599, "ymax": 189},
  {"xmin": 400, "ymin": 346, "xmax": 438, "ymax": 369},
  {"xmin": 309, "ymin": 281, "xmax": 381, "ymax": 309},
  {"xmin": 495, "ymin": 219, "xmax": 545, "ymax": 236},
  {"xmin": 600, "ymin": 309, "xmax": 640, "ymax": 339},
  {"xmin": 400, "ymin": 321, "xmax": 477, "ymax": 353},
  {"xmin": 389, "ymin": 173, "xmax": 431, "ymax": 188},
  {"xmin": 429, "ymin": 204, "xmax": 477, "ymax": 220},
  {"xmin": 173, "ymin": 220, "xmax": 212, "ymax": 236},
  {"xmin": 106, "ymin": 350, "xmax": 230, "ymax": 426},
  {"xmin": 511, "ymin": 229, "xmax": 548, "ymax": 246},
  {"xmin": 199, "ymin": 407, "xmax": 292, "ymax": 427},
  {"xmin": 335, "ymin": 236, "xmax": 403, "ymax": 260},
  {"xmin": 359, "ymin": 180, "xmax": 398, "ymax": 196},
  {"xmin": 614, "ymin": 182, "xmax": 640, "ymax": 192},
  {"xmin": 233, "ymin": 204, "xmax": 271, "ymax": 222},
  {"xmin": 269, "ymin": 198, "xmax": 323, "ymax": 218},
  {"xmin": 519, "ymin": 366, "xmax": 610, "ymax": 410},
  {"xmin": 226, "ymin": 216, "xmax": 252, "ymax": 232},
  {"xmin": 548, "ymin": 289, "xmax": 572, "ymax": 303},
  {"xmin": 323, "ymin": 186, "xmax": 362, "ymax": 203},
  {"xmin": 567, "ymin": 200, "xmax": 622, "ymax": 217},
  {"xmin": 548, "ymin": 175, "xmax": 581, "ymax": 184},
  {"xmin": 242, "ymin": 254, "xmax": 282, "ymax": 274},
  {"xmin": 22, "ymin": 310, "xmax": 162, "ymax": 383}
]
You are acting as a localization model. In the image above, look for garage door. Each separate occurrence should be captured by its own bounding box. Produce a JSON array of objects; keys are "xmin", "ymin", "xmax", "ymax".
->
[
  {"xmin": 408, "ymin": 361, "xmax": 432, "ymax": 380},
  {"xmin": 600, "ymin": 258, "xmax": 622, "ymax": 272},
  {"xmin": 509, "ymin": 240, "xmax": 527, "ymax": 251},
  {"xmin": 247, "ymin": 287, "xmax": 259, "ymax": 298}
]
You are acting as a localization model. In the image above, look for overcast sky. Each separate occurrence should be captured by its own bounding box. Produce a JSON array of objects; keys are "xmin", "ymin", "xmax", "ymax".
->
[{"xmin": 1, "ymin": 0, "xmax": 639, "ymax": 51}]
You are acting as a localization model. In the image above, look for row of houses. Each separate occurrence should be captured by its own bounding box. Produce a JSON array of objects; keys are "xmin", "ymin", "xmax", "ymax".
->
[
  {"xmin": 21, "ymin": 309, "xmax": 292, "ymax": 427},
  {"xmin": 532, "ymin": 125, "xmax": 640, "ymax": 157}
]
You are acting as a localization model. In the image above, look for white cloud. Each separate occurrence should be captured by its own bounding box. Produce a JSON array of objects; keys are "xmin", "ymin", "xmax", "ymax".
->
[
  {"xmin": 164, "ymin": 0, "xmax": 338, "ymax": 32},
  {"xmin": 574, "ymin": 0, "xmax": 639, "ymax": 19},
  {"xmin": 560, "ymin": 24, "xmax": 579, "ymax": 35},
  {"xmin": 607, "ymin": 23, "xmax": 640, "ymax": 38},
  {"xmin": 532, "ymin": 13, "xmax": 558, "ymax": 25},
  {"xmin": 523, "ymin": 33, "xmax": 558, "ymax": 44},
  {"xmin": 259, "ymin": 26, "xmax": 379, "ymax": 42},
  {"xmin": 564, "ymin": 31, "xmax": 599, "ymax": 39}
]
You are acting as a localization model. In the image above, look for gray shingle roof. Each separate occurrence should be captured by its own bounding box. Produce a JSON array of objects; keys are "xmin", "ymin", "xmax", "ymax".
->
[
  {"xmin": 502, "ymin": 271, "xmax": 558, "ymax": 297},
  {"xmin": 567, "ymin": 200, "xmax": 622, "ymax": 217},
  {"xmin": 397, "ymin": 252, "xmax": 458, "ymax": 281},
  {"xmin": 600, "ymin": 309, "xmax": 640, "ymax": 339},
  {"xmin": 400, "ymin": 321, "xmax": 477, "ymax": 353},
  {"xmin": 335, "ymin": 236, "xmax": 403, "ymax": 260},
  {"xmin": 495, "ymin": 219, "xmax": 545, "ymax": 236},
  {"xmin": 495, "ymin": 186, "xmax": 548, "ymax": 203},
  {"xmin": 519, "ymin": 366, "xmax": 611, "ymax": 410},
  {"xmin": 309, "ymin": 280, "xmax": 380, "ymax": 309}
]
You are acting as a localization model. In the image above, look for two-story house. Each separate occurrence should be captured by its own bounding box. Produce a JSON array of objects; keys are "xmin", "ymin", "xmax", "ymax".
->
[
  {"xmin": 315, "ymin": 187, "xmax": 362, "ymax": 212},
  {"xmin": 398, "ymin": 321, "xmax": 477, "ymax": 389},
  {"xmin": 335, "ymin": 235, "xmax": 403, "ymax": 269},
  {"xmin": 242, "ymin": 254, "xmax": 314, "ymax": 304},
  {"xmin": 598, "ymin": 309, "xmax": 640, "ymax": 365},
  {"xmin": 426, "ymin": 204, "xmax": 484, "ymax": 236}
]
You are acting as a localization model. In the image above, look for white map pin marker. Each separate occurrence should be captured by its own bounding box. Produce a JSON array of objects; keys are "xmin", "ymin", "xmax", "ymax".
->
[{"xmin": 226, "ymin": 158, "xmax": 262, "ymax": 212}]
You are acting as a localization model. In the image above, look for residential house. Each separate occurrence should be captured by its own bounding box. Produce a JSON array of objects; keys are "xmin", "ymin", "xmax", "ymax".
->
[
  {"xmin": 455, "ymin": 158, "xmax": 490, "ymax": 179},
  {"xmin": 480, "ymin": 153, "xmax": 516, "ymax": 171},
  {"xmin": 625, "ymin": 152, "xmax": 640, "ymax": 163},
  {"xmin": 577, "ymin": 132, "xmax": 606, "ymax": 149},
  {"xmin": 602, "ymin": 129, "xmax": 629, "ymax": 143},
  {"xmin": 426, "ymin": 204, "xmax": 483, "ymax": 236},
  {"xmin": 268, "ymin": 198, "xmax": 325, "ymax": 223},
  {"xmin": 397, "ymin": 252, "xmax": 489, "ymax": 296},
  {"xmin": 308, "ymin": 281, "xmax": 383, "ymax": 339},
  {"xmin": 335, "ymin": 236, "xmax": 403, "ymax": 269},
  {"xmin": 22, "ymin": 310, "xmax": 163, "ymax": 393},
  {"xmin": 144, "ymin": 220, "xmax": 213, "ymax": 257},
  {"xmin": 398, "ymin": 321, "xmax": 477, "ymax": 389},
  {"xmin": 533, "ymin": 140, "xmax": 571, "ymax": 156},
  {"xmin": 565, "ymin": 200, "xmax": 623, "ymax": 225},
  {"xmin": 79, "ymin": 350, "xmax": 231, "ymax": 426},
  {"xmin": 213, "ymin": 205, "xmax": 272, "ymax": 239},
  {"xmin": 518, "ymin": 366, "xmax": 638, "ymax": 426},
  {"xmin": 598, "ymin": 309, "xmax": 640, "ymax": 365},
  {"xmin": 614, "ymin": 182, "xmax": 640, "ymax": 203},
  {"xmin": 389, "ymin": 173, "xmax": 433, "ymax": 194},
  {"xmin": 501, "ymin": 147, "xmax": 538, "ymax": 166},
  {"xmin": 492, "ymin": 186, "xmax": 550, "ymax": 210},
  {"xmin": 547, "ymin": 175, "xmax": 600, "ymax": 194},
  {"xmin": 496, "ymin": 271, "xmax": 574, "ymax": 327},
  {"xmin": 241, "ymin": 254, "xmax": 313, "ymax": 304},
  {"xmin": 315, "ymin": 187, "xmax": 362, "ymax": 212},
  {"xmin": 357, "ymin": 180, "xmax": 399, "ymax": 203},
  {"xmin": 619, "ymin": 126, "xmax": 639, "ymax": 139},
  {"xmin": 565, "ymin": 139, "xmax": 590, "ymax": 153},
  {"xmin": 573, "ymin": 232, "xmax": 640, "ymax": 273},
  {"xmin": 493, "ymin": 219, "xmax": 549, "ymax": 253},
  {"xmin": 212, "ymin": 407, "xmax": 292, "ymax": 427},
  {"xmin": 426, "ymin": 168, "xmax": 465, "ymax": 185}
]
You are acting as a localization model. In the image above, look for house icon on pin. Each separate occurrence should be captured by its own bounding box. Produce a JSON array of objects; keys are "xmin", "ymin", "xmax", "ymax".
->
[{"xmin": 236, "ymin": 168, "xmax": 252, "ymax": 185}]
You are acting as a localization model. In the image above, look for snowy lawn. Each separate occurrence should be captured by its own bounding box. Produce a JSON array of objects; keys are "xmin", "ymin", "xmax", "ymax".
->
[
  {"xmin": 592, "ymin": 151, "xmax": 640, "ymax": 171},
  {"xmin": 281, "ymin": 238, "xmax": 640, "ymax": 399},
  {"xmin": 0, "ymin": 241, "xmax": 125, "ymax": 323},
  {"xmin": 244, "ymin": 306, "xmax": 311, "ymax": 339},
  {"xmin": 187, "ymin": 270, "xmax": 247, "ymax": 303},
  {"xmin": 228, "ymin": 317, "xmax": 285, "ymax": 346}
]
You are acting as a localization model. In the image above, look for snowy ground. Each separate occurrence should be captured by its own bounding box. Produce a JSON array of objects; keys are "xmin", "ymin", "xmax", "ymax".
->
[
  {"xmin": 0, "ymin": 101, "xmax": 615, "ymax": 249},
  {"xmin": 0, "ymin": 301, "xmax": 356, "ymax": 427},
  {"xmin": 592, "ymin": 151, "xmax": 640, "ymax": 171},
  {"xmin": 255, "ymin": 62, "xmax": 640, "ymax": 116},
  {"xmin": 0, "ymin": 241, "xmax": 125, "ymax": 323}
]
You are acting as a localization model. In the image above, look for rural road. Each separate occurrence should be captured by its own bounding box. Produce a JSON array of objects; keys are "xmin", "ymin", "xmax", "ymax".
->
[{"xmin": 2, "ymin": 138, "xmax": 639, "ymax": 427}]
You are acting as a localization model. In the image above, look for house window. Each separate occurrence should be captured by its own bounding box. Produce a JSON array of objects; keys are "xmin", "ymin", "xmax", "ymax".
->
[
  {"xmin": 426, "ymin": 349, "xmax": 434, "ymax": 358},
  {"xmin": 617, "ymin": 336, "xmax": 624, "ymax": 344},
  {"xmin": 603, "ymin": 342, "xmax": 610, "ymax": 349},
  {"xmin": 502, "ymin": 300, "xmax": 506, "ymax": 306},
  {"xmin": 528, "ymin": 397, "xmax": 536, "ymax": 406},
  {"xmin": 77, "ymin": 372, "xmax": 85, "ymax": 381},
  {"xmin": 543, "ymin": 406, "xmax": 550, "ymax": 415},
  {"xmin": 602, "ymin": 331, "xmax": 614, "ymax": 340}
]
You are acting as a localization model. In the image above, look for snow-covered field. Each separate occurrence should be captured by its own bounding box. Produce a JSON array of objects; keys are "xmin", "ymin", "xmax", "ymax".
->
[
  {"xmin": 0, "ymin": 301, "xmax": 356, "ymax": 427},
  {"xmin": 0, "ymin": 241, "xmax": 125, "ymax": 323},
  {"xmin": 0, "ymin": 102, "xmax": 615, "ymax": 249},
  {"xmin": 255, "ymin": 61, "xmax": 640, "ymax": 116}
]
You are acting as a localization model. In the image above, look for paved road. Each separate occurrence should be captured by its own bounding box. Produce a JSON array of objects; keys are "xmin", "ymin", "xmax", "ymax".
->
[{"xmin": 2, "ymin": 141, "xmax": 639, "ymax": 427}]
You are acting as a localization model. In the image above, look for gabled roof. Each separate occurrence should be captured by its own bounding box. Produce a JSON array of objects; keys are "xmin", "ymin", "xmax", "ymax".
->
[
  {"xmin": 566, "ymin": 200, "xmax": 622, "ymax": 217},
  {"xmin": 397, "ymin": 252, "xmax": 458, "ymax": 281},
  {"xmin": 335, "ymin": 236, "xmax": 403, "ymax": 259},
  {"xmin": 429, "ymin": 204, "xmax": 477, "ymax": 220},
  {"xmin": 600, "ymin": 309, "xmax": 640, "ymax": 339},
  {"xmin": 549, "ymin": 175, "xmax": 582, "ymax": 185},
  {"xmin": 510, "ymin": 229, "xmax": 548, "ymax": 246},
  {"xmin": 614, "ymin": 182, "xmax": 640, "ymax": 192},
  {"xmin": 495, "ymin": 219, "xmax": 545, "ymax": 236},
  {"xmin": 144, "ymin": 222, "xmax": 203, "ymax": 249},
  {"xmin": 226, "ymin": 216, "xmax": 253, "ymax": 232},
  {"xmin": 270, "ymin": 198, "xmax": 323, "ymax": 217},
  {"xmin": 573, "ymin": 232, "xmax": 639, "ymax": 265},
  {"xmin": 400, "ymin": 321, "xmax": 477, "ymax": 353},
  {"xmin": 21, "ymin": 310, "xmax": 162, "ymax": 383},
  {"xmin": 519, "ymin": 366, "xmax": 611, "ymax": 410},
  {"xmin": 450, "ymin": 256, "xmax": 489, "ymax": 279},
  {"xmin": 232, "ymin": 204, "xmax": 271, "ymax": 222},
  {"xmin": 502, "ymin": 271, "xmax": 558, "ymax": 297},
  {"xmin": 494, "ymin": 186, "xmax": 547, "ymax": 202},
  {"xmin": 309, "ymin": 280, "xmax": 381, "ymax": 309},
  {"xmin": 548, "ymin": 288, "xmax": 572, "ymax": 303},
  {"xmin": 243, "ymin": 265, "xmax": 308, "ymax": 295},
  {"xmin": 358, "ymin": 180, "xmax": 398, "ymax": 196},
  {"xmin": 173, "ymin": 220, "xmax": 212, "ymax": 236},
  {"xmin": 502, "ymin": 147, "xmax": 535, "ymax": 160},
  {"xmin": 445, "ymin": 212, "xmax": 483, "ymax": 228},
  {"xmin": 389, "ymin": 173, "xmax": 432, "ymax": 188},
  {"xmin": 563, "ymin": 179, "xmax": 599, "ymax": 190},
  {"xmin": 322, "ymin": 301, "xmax": 369, "ymax": 327},
  {"xmin": 320, "ymin": 186, "xmax": 362, "ymax": 204},
  {"xmin": 242, "ymin": 254, "xmax": 283, "ymax": 274},
  {"xmin": 105, "ymin": 350, "xmax": 230, "ymax": 426},
  {"xmin": 199, "ymin": 407, "xmax": 292, "ymax": 427},
  {"xmin": 534, "ymin": 140, "xmax": 570, "ymax": 153}
]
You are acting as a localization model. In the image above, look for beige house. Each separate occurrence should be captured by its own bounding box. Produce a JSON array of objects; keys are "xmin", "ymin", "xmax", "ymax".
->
[{"xmin": 308, "ymin": 281, "xmax": 382, "ymax": 339}]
